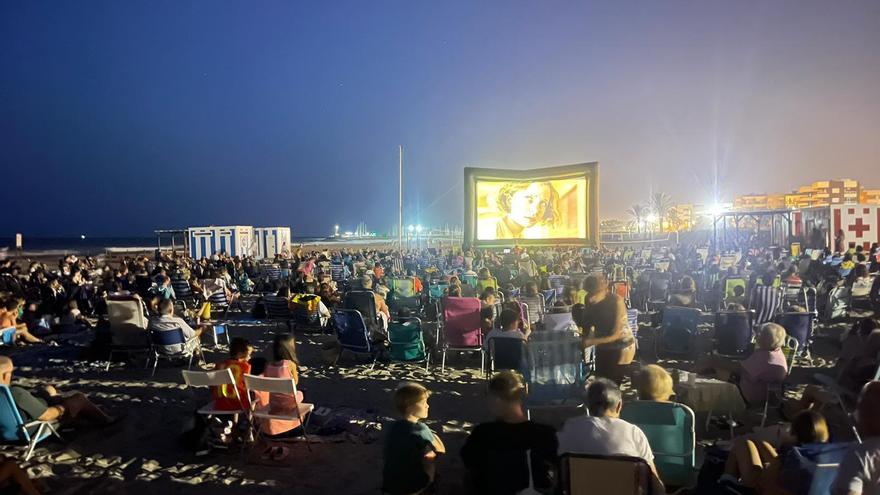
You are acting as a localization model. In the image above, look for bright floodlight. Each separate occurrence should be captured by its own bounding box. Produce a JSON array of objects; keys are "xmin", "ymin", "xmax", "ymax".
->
[
  {"xmin": 416, "ymin": 224, "xmax": 423, "ymax": 233},
  {"xmin": 408, "ymin": 224, "xmax": 414, "ymax": 232},
  {"xmin": 709, "ymin": 204, "xmax": 725, "ymax": 217},
  {"xmin": 646, "ymin": 214, "xmax": 658, "ymax": 223}
]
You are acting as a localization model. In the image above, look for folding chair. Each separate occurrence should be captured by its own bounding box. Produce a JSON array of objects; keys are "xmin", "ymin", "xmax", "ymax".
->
[
  {"xmin": 243, "ymin": 374, "xmax": 315, "ymax": 451},
  {"xmin": 543, "ymin": 312, "xmax": 576, "ymax": 333},
  {"xmin": 148, "ymin": 327, "xmax": 204, "ymax": 377},
  {"xmin": 647, "ymin": 276, "xmax": 670, "ymax": 312},
  {"xmin": 560, "ymin": 453, "xmax": 653, "ymax": 495},
  {"xmin": 105, "ymin": 297, "xmax": 152, "ymax": 371},
  {"xmin": 263, "ymin": 295, "xmax": 294, "ymax": 332},
  {"xmin": 388, "ymin": 318, "xmax": 430, "ymax": 372},
  {"xmin": 541, "ymin": 289, "xmax": 557, "ymax": 310},
  {"xmin": 750, "ymin": 285, "xmax": 784, "ymax": 326},
  {"xmin": 332, "ymin": 309, "xmax": 383, "ymax": 369},
  {"xmin": 439, "ymin": 296, "xmax": 483, "ymax": 374},
  {"xmin": 518, "ymin": 295, "xmax": 545, "ymax": 328},
  {"xmin": 620, "ymin": 401, "xmax": 696, "ymax": 488},
  {"xmin": 777, "ymin": 311, "xmax": 813, "ymax": 357},
  {"xmin": 343, "ymin": 290, "xmax": 382, "ymax": 339},
  {"xmin": 714, "ymin": 310, "xmax": 753, "ymax": 358},
  {"xmin": 655, "ymin": 306, "xmax": 702, "ymax": 357},
  {"xmin": 0, "ymin": 385, "xmax": 63, "ymax": 461},
  {"xmin": 626, "ymin": 308, "xmax": 640, "ymax": 350},
  {"xmin": 0, "ymin": 327, "xmax": 16, "ymax": 346},
  {"xmin": 486, "ymin": 337, "xmax": 527, "ymax": 376},
  {"xmin": 524, "ymin": 332, "xmax": 586, "ymax": 410},
  {"xmin": 181, "ymin": 369, "xmax": 247, "ymax": 433},
  {"xmin": 759, "ymin": 336, "xmax": 798, "ymax": 427}
]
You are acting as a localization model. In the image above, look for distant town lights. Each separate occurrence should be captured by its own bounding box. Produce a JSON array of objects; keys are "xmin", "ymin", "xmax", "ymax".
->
[
  {"xmin": 646, "ymin": 214, "xmax": 658, "ymax": 223},
  {"xmin": 709, "ymin": 204, "xmax": 726, "ymax": 217},
  {"xmin": 416, "ymin": 225, "xmax": 423, "ymax": 233},
  {"xmin": 408, "ymin": 225, "xmax": 415, "ymax": 233}
]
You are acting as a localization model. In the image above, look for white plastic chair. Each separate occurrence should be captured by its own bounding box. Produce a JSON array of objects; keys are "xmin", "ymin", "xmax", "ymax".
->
[
  {"xmin": 182, "ymin": 368, "xmax": 246, "ymax": 417},
  {"xmin": 243, "ymin": 374, "xmax": 315, "ymax": 450}
]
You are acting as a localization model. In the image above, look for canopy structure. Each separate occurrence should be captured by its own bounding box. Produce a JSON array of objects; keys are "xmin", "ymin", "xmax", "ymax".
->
[
  {"xmin": 712, "ymin": 209, "xmax": 794, "ymax": 251},
  {"xmin": 153, "ymin": 229, "xmax": 188, "ymax": 254}
]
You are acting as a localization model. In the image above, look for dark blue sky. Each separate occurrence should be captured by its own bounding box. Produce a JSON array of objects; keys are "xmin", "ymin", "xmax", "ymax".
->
[{"xmin": 3, "ymin": 1, "xmax": 879, "ymax": 236}]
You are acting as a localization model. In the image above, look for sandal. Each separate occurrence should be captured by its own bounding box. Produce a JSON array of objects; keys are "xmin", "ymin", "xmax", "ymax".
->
[{"xmin": 272, "ymin": 446, "xmax": 290, "ymax": 461}]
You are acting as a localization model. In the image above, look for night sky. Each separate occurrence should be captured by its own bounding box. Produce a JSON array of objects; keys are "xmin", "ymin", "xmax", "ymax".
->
[{"xmin": 2, "ymin": 1, "xmax": 879, "ymax": 237}]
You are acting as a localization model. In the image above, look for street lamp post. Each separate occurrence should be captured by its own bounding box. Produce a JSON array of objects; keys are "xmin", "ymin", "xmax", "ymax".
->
[{"xmin": 407, "ymin": 225, "xmax": 415, "ymax": 251}]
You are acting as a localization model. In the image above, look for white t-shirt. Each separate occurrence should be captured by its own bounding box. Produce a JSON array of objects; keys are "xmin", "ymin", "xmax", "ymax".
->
[
  {"xmin": 557, "ymin": 415, "xmax": 654, "ymax": 463},
  {"xmin": 833, "ymin": 437, "xmax": 880, "ymax": 495}
]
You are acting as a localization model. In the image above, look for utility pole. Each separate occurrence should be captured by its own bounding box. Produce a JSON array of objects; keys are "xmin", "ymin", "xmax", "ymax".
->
[{"xmin": 398, "ymin": 145, "xmax": 403, "ymax": 251}]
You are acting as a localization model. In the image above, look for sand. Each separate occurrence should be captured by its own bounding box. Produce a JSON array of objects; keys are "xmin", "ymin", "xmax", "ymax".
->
[{"xmin": 1, "ymin": 301, "xmax": 858, "ymax": 495}]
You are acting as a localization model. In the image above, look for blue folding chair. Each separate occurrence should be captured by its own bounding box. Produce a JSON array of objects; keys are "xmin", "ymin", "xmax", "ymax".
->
[
  {"xmin": 777, "ymin": 311, "xmax": 813, "ymax": 356},
  {"xmin": 148, "ymin": 327, "xmax": 204, "ymax": 377},
  {"xmin": 626, "ymin": 309, "xmax": 640, "ymax": 349},
  {"xmin": 620, "ymin": 401, "xmax": 696, "ymax": 487},
  {"xmin": 656, "ymin": 306, "xmax": 702, "ymax": 356},
  {"xmin": 541, "ymin": 289, "xmax": 557, "ymax": 310},
  {"xmin": 0, "ymin": 385, "xmax": 62, "ymax": 461},
  {"xmin": 263, "ymin": 295, "xmax": 294, "ymax": 331},
  {"xmin": 524, "ymin": 332, "xmax": 585, "ymax": 409},
  {"xmin": 332, "ymin": 309, "xmax": 383, "ymax": 370},
  {"xmin": 714, "ymin": 311, "xmax": 753, "ymax": 358},
  {"xmin": 1, "ymin": 327, "xmax": 16, "ymax": 346},
  {"xmin": 486, "ymin": 337, "xmax": 527, "ymax": 376}
]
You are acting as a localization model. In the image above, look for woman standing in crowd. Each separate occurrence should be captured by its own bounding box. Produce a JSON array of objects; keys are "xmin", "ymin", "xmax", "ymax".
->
[{"xmin": 575, "ymin": 274, "xmax": 636, "ymax": 382}]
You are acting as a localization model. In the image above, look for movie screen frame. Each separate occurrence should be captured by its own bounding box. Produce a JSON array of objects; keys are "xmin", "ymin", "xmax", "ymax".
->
[{"xmin": 463, "ymin": 162, "xmax": 599, "ymax": 248}]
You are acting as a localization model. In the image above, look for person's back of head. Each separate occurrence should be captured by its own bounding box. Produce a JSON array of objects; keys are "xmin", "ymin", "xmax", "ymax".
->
[
  {"xmin": 733, "ymin": 285, "xmax": 745, "ymax": 297},
  {"xmin": 586, "ymin": 378, "xmax": 623, "ymax": 417},
  {"xmin": 487, "ymin": 370, "xmax": 526, "ymax": 416},
  {"xmin": 158, "ymin": 298, "xmax": 174, "ymax": 315},
  {"xmin": 361, "ymin": 275, "xmax": 373, "ymax": 290},
  {"xmin": 790, "ymin": 409, "xmax": 829, "ymax": 444},
  {"xmin": 635, "ymin": 365, "xmax": 673, "ymax": 402},
  {"xmin": 524, "ymin": 281, "xmax": 538, "ymax": 297},
  {"xmin": 756, "ymin": 323, "xmax": 785, "ymax": 351},
  {"xmin": 228, "ymin": 337, "xmax": 252, "ymax": 361},
  {"xmin": 272, "ymin": 333, "xmax": 299, "ymax": 365},
  {"xmin": 447, "ymin": 285, "xmax": 462, "ymax": 297},
  {"xmin": 497, "ymin": 308, "xmax": 520, "ymax": 331}
]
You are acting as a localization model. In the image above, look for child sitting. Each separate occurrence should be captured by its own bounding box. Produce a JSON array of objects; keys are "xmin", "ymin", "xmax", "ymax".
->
[
  {"xmin": 213, "ymin": 337, "xmax": 253, "ymax": 411},
  {"xmin": 382, "ymin": 382, "xmax": 445, "ymax": 495}
]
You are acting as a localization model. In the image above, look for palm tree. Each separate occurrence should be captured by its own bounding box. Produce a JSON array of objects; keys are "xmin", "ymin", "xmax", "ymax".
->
[
  {"xmin": 626, "ymin": 204, "xmax": 648, "ymax": 233},
  {"xmin": 649, "ymin": 193, "xmax": 674, "ymax": 233}
]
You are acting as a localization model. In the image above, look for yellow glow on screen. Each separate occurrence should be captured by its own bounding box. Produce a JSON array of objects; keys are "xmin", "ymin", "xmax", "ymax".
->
[{"xmin": 475, "ymin": 177, "xmax": 588, "ymax": 241}]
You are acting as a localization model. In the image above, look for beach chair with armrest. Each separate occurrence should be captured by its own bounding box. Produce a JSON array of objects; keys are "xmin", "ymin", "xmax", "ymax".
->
[
  {"xmin": 541, "ymin": 289, "xmax": 557, "ymax": 310},
  {"xmin": 524, "ymin": 332, "xmax": 586, "ymax": 411},
  {"xmin": 148, "ymin": 327, "xmax": 204, "ymax": 377},
  {"xmin": 486, "ymin": 337, "xmax": 527, "ymax": 376},
  {"xmin": 0, "ymin": 385, "xmax": 62, "ymax": 461},
  {"xmin": 171, "ymin": 278, "xmax": 197, "ymax": 307},
  {"xmin": 656, "ymin": 306, "xmax": 702, "ymax": 357},
  {"xmin": 560, "ymin": 453, "xmax": 653, "ymax": 495},
  {"xmin": 105, "ymin": 296, "xmax": 152, "ymax": 371},
  {"xmin": 388, "ymin": 317, "xmax": 430, "ymax": 372},
  {"xmin": 714, "ymin": 310, "xmax": 754, "ymax": 358},
  {"xmin": 777, "ymin": 311, "xmax": 813, "ymax": 357},
  {"xmin": 439, "ymin": 296, "xmax": 483, "ymax": 374},
  {"xmin": 243, "ymin": 374, "xmax": 315, "ymax": 451},
  {"xmin": 388, "ymin": 278, "xmax": 422, "ymax": 314},
  {"xmin": 332, "ymin": 309, "xmax": 383, "ymax": 370},
  {"xmin": 722, "ymin": 277, "xmax": 748, "ymax": 305},
  {"xmin": 620, "ymin": 401, "xmax": 696, "ymax": 488},
  {"xmin": 518, "ymin": 295, "xmax": 545, "ymax": 327},
  {"xmin": 343, "ymin": 290, "xmax": 382, "ymax": 339},
  {"xmin": 263, "ymin": 295, "xmax": 294, "ymax": 332},
  {"xmin": 0, "ymin": 328, "xmax": 16, "ymax": 346},
  {"xmin": 750, "ymin": 285, "xmax": 784, "ymax": 326},
  {"xmin": 627, "ymin": 308, "xmax": 640, "ymax": 350},
  {"xmin": 543, "ymin": 312, "xmax": 576, "ymax": 333},
  {"xmin": 757, "ymin": 336, "xmax": 798, "ymax": 427},
  {"xmin": 647, "ymin": 276, "xmax": 670, "ymax": 312}
]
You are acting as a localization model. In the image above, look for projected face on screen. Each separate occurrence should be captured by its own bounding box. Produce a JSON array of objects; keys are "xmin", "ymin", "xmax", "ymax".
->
[{"xmin": 476, "ymin": 178, "xmax": 587, "ymax": 240}]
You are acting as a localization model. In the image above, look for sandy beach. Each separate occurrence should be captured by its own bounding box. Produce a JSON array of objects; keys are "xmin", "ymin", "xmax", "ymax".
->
[{"xmin": 1, "ymin": 299, "xmax": 857, "ymax": 495}]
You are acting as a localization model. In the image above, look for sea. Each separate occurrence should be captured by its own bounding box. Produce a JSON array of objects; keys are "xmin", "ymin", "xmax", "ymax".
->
[{"xmin": 0, "ymin": 235, "xmax": 337, "ymax": 257}]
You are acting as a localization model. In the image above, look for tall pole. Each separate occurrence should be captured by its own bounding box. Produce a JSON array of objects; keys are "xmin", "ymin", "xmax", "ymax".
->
[{"xmin": 398, "ymin": 145, "xmax": 403, "ymax": 251}]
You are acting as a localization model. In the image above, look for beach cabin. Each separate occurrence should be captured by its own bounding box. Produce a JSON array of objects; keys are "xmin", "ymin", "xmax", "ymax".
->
[
  {"xmin": 254, "ymin": 227, "xmax": 292, "ymax": 259},
  {"xmin": 188, "ymin": 226, "xmax": 254, "ymax": 259},
  {"xmin": 794, "ymin": 205, "xmax": 880, "ymax": 251}
]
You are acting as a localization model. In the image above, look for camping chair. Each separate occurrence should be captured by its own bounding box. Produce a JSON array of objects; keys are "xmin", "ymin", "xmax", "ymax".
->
[
  {"xmin": 714, "ymin": 310, "xmax": 754, "ymax": 358},
  {"xmin": 428, "ymin": 282, "xmax": 448, "ymax": 300},
  {"xmin": 524, "ymin": 332, "xmax": 587, "ymax": 409},
  {"xmin": 822, "ymin": 285, "xmax": 851, "ymax": 322},
  {"xmin": 612, "ymin": 280, "xmax": 631, "ymax": 307},
  {"xmin": 656, "ymin": 306, "xmax": 702, "ymax": 356},
  {"xmin": 777, "ymin": 311, "xmax": 813, "ymax": 357},
  {"xmin": 758, "ymin": 336, "xmax": 798, "ymax": 427},
  {"xmin": 0, "ymin": 385, "xmax": 62, "ymax": 461},
  {"xmin": 332, "ymin": 309, "xmax": 383, "ymax": 370},
  {"xmin": 329, "ymin": 262, "xmax": 344, "ymax": 282},
  {"xmin": 750, "ymin": 285, "xmax": 784, "ymax": 326},
  {"xmin": 647, "ymin": 276, "xmax": 670, "ymax": 312},
  {"xmin": 263, "ymin": 295, "xmax": 294, "ymax": 332},
  {"xmin": 290, "ymin": 293, "xmax": 325, "ymax": 332},
  {"xmin": 0, "ymin": 327, "xmax": 16, "ymax": 346},
  {"xmin": 518, "ymin": 295, "xmax": 545, "ymax": 327},
  {"xmin": 476, "ymin": 277, "xmax": 498, "ymax": 295},
  {"xmin": 388, "ymin": 278, "xmax": 421, "ymax": 314},
  {"xmin": 541, "ymin": 289, "xmax": 557, "ymax": 309},
  {"xmin": 171, "ymin": 278, "xmax": 197, "ymax": 308},
  {"xmin": 105, "ymin": 297, "xmax": 152, "ymax": 371},
  {"xmin": 242, "ymin": 374, "xmax": 315, "ymax": 451},
  {"xmin": 148, "ymin": 327, "xmax": 204, "ymax": 377},
  {"xmin": 461, "ymin": 274, "xmax": 478, "ymax": 290},
  {"xmin": 388, "ymin": 318, "xmax": 430, "ymax": 371},
  {"xmin": 205, "ymin": 284, "xmax": 231, "ymax": 318},
  {"xmin": 548, "ymin": 275, "xmax": 568, "ymax": 297},
  {"xmin": 620, "ymin": 401, "xmax": 696, "ymax": 488},
  {"xmin": 722, "ymin": 278, "xmax": 748, "ymax": 305},
  {"xmin": 439, "ymin": 296, "xmax": 483, "ymax": 374},
  {"xmin": 560, "ymin": 453, "xmax": 653, "ymax": 495},
  {"xmin": 627, "ymin": 308, "xmax": 640, "ymax": 350},
  {"xmin": 486, "ymin": 337, "xmax": 527, "ymax": 376},
  {"xmin": 181, "ymin": 368, "xmax": 247, "ymax": 421},
  {"xmin": 343, "ymin": 290, "xmax": 382, "ymax": 339}
]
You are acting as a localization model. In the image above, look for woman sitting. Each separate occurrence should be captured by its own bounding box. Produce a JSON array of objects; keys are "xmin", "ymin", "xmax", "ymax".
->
[
  {"xmin": 696, "ymin": 323, "xmax": 788, "ymax": 405},
  {"xmin": 668, "ymin": 275, "xmax": 697, "ymax": 308},
  {"xmin": 253, "ymin": 334, "xmax": 308, "ymax": 461},
  {"xmin": 722, "ymin": 410, "xmax": 829, "ymax": 494},
  {"xmin": 634, "ymin": 364, "xmax": 674, "ymax": 402}
]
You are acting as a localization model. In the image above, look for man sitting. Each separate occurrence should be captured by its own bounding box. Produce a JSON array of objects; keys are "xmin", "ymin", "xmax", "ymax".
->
[
  {"xmin": 361, "ymin": 276, "xmax": 390, "ymax": 335},
  {"xmin": 148, "ymin": 299, "xmax": 204, "ymax": 355},
  {"xmin": 0, "ymin": 356, "xmax": 116, "ymax": 425},
  {"xmin": 557, "ymin": 378, "xmax": 665, "ymax": 493},
  {"xmin": 833, "ymin": 381, "xmax": 880, "ymax": 495}
]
